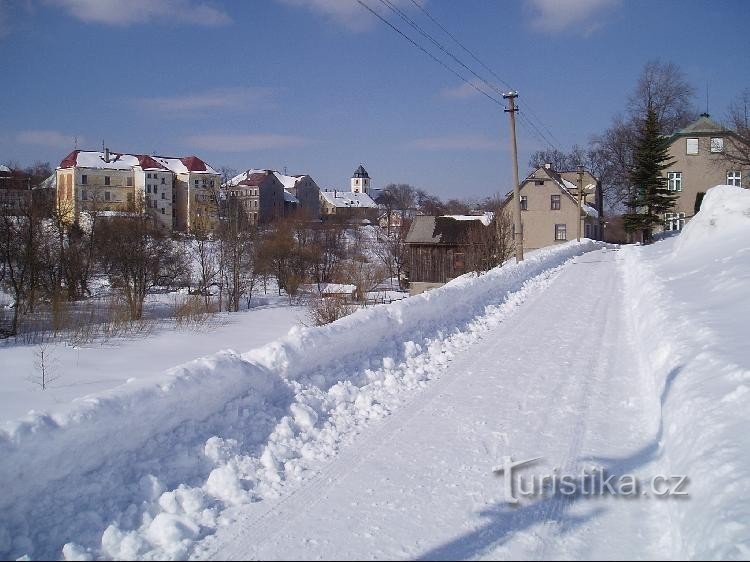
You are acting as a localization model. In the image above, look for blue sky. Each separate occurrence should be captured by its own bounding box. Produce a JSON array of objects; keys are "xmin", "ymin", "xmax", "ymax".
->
[{"xmin": 2, "ymin": 0, "xmax": 749, "ymax": 199}]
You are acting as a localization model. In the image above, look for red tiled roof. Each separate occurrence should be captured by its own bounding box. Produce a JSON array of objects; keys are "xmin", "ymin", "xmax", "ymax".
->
[
  {"xmin": 238, "ymin": 172, "xmax": 270, "ymax": 186},
  {"xmin": 180, "ymin": 156, "xmax": 208, "ymax": 172},
  {"xmin": 137, "ymin": 155, "xmax": 167, "ymax": 170},
  {"xmin": 60, "ymin": 150, "xmax": 81, "ymax": 168}
]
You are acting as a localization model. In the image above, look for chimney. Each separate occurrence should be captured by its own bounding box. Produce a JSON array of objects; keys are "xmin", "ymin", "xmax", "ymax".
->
[
  {"xmin": 103, "ymin": 147, "xmax": 111, "ymax": 163},
  {"xmin": 544, "ymin": 163, "xmax": 552, "ymax": 170}
]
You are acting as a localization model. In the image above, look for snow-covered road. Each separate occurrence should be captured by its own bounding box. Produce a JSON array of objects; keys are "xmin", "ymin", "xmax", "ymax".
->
[{"xmin": 195, "ymin": 248, "xmax": 673, "ymax": 560}]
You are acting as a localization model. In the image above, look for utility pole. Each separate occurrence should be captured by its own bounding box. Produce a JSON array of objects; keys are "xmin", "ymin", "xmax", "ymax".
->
[
  {"xmin": 503, "ymin": 91, "xmax": 523, "ymax": 263},
  {"xmin": 576, "ymin": 165, "xmax": 584, "ymax": 242}
]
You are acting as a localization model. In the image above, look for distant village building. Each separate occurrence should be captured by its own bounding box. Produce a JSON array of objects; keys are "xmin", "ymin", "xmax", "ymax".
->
[
  {"xmin": 662, "ymin": 114, "xmax": 749, "ymax": 231},
  {"xmin": 225, "ymin": 169, "xmax": 320, "ymax": 222},
  {"xmin": 224, "ymin": 170, "xmax": 285, "ymax": 225},
  {"xmin": 404, "ymin": 214, "xmax": 493, "ymax": 295},
  {"xmin": 55, "ymin": 149, "xmax": 221, "ymax": 232},
  {"xmin": 499, "ymin": 164, "xmax": 601, "ymax": 252},
  {"xmin": 0, "ymin": 165, "xmax": 32, "ymax": 215},
  {"xmin": 319, "ymin": 166, "xmax": 378, "ymax": 223}
]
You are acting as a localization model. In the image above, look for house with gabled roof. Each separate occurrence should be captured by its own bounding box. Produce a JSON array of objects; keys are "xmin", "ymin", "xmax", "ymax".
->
[
  {"xmin": 661, "ymin": 113, "xmax": 749, "ymax": 231},
  {"xmin": 499, "ymin": 164, "xmax": 601, "ymax": 252}
]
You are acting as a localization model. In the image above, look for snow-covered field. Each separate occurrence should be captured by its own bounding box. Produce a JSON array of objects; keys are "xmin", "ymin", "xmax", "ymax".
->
[
  {"xmin": 0, "ymin": 184, "xmax": 748, "ymax": 560},
  {"xmin": 0, "ymin": 299, "xmax": 306, "ymax": 423}
]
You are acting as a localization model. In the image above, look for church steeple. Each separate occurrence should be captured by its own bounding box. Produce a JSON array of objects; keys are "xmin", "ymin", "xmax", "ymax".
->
[{"xmin": 351, "ymin": 164, "xmax": 370, "ymax": 194}]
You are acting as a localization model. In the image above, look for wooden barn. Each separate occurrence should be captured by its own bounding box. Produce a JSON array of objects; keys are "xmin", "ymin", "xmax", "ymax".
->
[{"xmin": 405, "ymin": 215, "xmax": 491, "ymax": 295}]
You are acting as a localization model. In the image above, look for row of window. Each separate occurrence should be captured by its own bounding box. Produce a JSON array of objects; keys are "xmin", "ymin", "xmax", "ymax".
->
[
  {"xmin": 667, "ymin": 171, "xmax": 742, "ymax": 191},
  {"xmin": 686, "ymin": 137, "xmax": 724, "ymax": 155},
  {"xmin": 193, "ymin": 179, "xmax": 216, "ymax": 188},
  {"xmin": 520, "ymin": 194, "xmax": 562, "ymax": 211}
]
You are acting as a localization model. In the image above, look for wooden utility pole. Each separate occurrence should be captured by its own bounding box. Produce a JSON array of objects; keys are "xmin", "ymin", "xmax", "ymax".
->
[
  {"xmin": 503, "ymin": 91, "xmax": 523, "ymax": 263},
  {"xmin": 576, "ymin": 165, "xmax": 584, "ymax": 242}
]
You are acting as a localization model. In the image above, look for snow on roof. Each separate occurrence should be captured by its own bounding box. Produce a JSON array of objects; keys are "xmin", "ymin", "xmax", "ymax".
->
[
  {"xmin": 442, "ymin": 213, "xmax": 493, "ymax": 226},
  {"xmin": 39, "ymin": 174, "xmax": 56, "ymax": 189},
  {"xmin": 152, "ymin": 155, "xmax": 218, "ymax": 175},
  {"xmin": 59, "ymin": 150, "xmax": 217, "ymax": 174},
  {"xmin": 0, "ymin": 165, "xmax": 11, "ymax": 173},
  {"xmin": 226, "ymin": 169, "xmax": 310, "ymax": 190},
  {"xmin": 284, "ymin": 190, "xmax": 299, "ymax": 204},
  {"xmin": 582, "ymin": 204, "xmax": 599, "ymax": 219},
  {"xmin": 320, "ymin": 190, "xmax": 377, "ymax": 208}
]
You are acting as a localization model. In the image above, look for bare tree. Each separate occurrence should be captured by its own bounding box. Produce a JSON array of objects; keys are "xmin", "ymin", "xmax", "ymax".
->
[
  {"xmin": 373, "ymin": 220, "xmax": 410, "ymax": 289},
  {"xmin": 96, "ymin": 205, "xmax": 186, "ymax": 320},
  {"xmin": 27, "ymin": 344, "xmax": 61, "ymax": 390},
  {"xmin": 218, "ymin": 196, "xmax": 258, "ymax": 312},
  {"xmin": 722, "ymin": 88, "xmax": 750, "ymax": 169},
  {"xmin": 0, "ymin": 199, "xmax": 40, "ymax": 336},
  {"xmin": 589, "ymin": 60, "xmax": 698, "ymax": 211}
]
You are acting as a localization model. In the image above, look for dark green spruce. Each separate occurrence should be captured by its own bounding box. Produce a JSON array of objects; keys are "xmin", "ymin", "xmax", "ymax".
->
[{"xmin": 623, "ymin": 105, "xmax": 678, "ymax": 244}]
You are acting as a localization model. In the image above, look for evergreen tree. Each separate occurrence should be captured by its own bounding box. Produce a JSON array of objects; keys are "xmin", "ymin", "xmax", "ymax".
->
[{"xmin": 623, "ymin": 105, "xmax": 678, "ymax": 244}]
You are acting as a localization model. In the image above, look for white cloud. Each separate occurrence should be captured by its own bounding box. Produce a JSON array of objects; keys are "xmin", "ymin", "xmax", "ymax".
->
[
  {"xmin": 406, "ymin": 135, "xmax": 501, "ymax": 151},
  {"xmin": 46, "ymin": 0, "xmax": 231, "ymax": 27},
  {"xmin": 277, "ymin": 0, "xmax": 412, "ymax": 32},
  {"xmin": 137, "ymin": 88, "xmax": 275, "ymax": 114},
  {"xmin": 440, "ymin": 79, "xmax": 499, "ymax": 100},
  {"xmin": 185, "ymin": 133, "xmax": 312, "ymax": 152},
  {"xmin": 526, "ymin": 0, "xmax": 620, "ymax": 35},
  {"xmin": 17, "ymin": 130, "xmax": 82, "ymax": 149}
]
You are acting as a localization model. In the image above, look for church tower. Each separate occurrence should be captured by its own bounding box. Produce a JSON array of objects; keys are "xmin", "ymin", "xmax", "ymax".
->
[{"xmin": 351, "ymin": 164, "xmax": 370, "ymax": 194}]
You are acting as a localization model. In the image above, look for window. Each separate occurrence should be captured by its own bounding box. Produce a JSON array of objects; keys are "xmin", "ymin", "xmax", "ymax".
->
[
  {"xmin": 710, "ymin": 137, "xmax": 724, "ymax": 153},
  {"xmin": 126, "ymin": 177, "xmax": 133, "ymax": 187},
  {"xmin": 147, "ymin": 173, "xmax": 152, "ymax": 179},
  {"xmin": 161, "ymin": 207, "xmax": 165, "ymax": 215},
  {"xmin": 535, "ymin": 180, "xmax": 544, "ymax": 186},
  {"xmin": 664, "ymin": 212, "xmax": 686, "ymax": 231},
  {"xmin": 686, "ymin": 138, "xmax": 699, "ymax": 155},
  {"xmin": 161, "ymin": 192, "xmax": 166, "ymax": 200},
  {"xmin": 194, "ymin": 180, "xmax": 199, "ymax": 187},
  {"xmin": 551, "ymin": 194, "xmax": 561, "ymax": 210},
  {"xmin": 727, "ymin": 171, "xmax": 742, "ymax": 187},
  {"xmin": 668, "ymin": 172, "xmax": 683, "ymax": 191},
  {"xmin": 104, "ymin": 176, "xmax": 111, "ymax": 186},
  {"xmin": 81, "ymin": 189, "xmax": 87, "ymax": 201},
  {"xmin": 81, "ymin": 174, "xmax": 88, "ymax": 185},
  {"xmin": 555, "ymin": 224, "xmax": 567, "ymax": 241},
  {"xmin": 161, "ymin": 177, "xmax": 165, "ymax": 185},
  {"xmin": 104, "ymin": 191, "xmax": 111, "ymax": 201},
  {"xmin": 147, "ymin": 185, "xmax": 151, "ymax": 194},
  {"xmin": 520, "ymin": 195, "xmax": 528, "ymax": 211}
]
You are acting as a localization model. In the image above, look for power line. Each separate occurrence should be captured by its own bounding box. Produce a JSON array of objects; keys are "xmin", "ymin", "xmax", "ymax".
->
[
  {"xmin": 378, "ymin": 0, "xmax": 505, "ymax": 98},
  {"xmin": 356, "ymin": 0, "xmax": 503, "ymax": 106},
  {"xmin": 408, "ymin": 0, "xmax": 513, "ymax": 92},
  {"xmin": 408, "ymin": 0, "xmax": 563, "ymax": 151}
]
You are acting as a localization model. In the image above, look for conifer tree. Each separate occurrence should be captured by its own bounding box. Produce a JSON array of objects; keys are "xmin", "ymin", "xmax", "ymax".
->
[{"xmin": 623, "ymin": 105, "xmax": 678, "ymax": 244}]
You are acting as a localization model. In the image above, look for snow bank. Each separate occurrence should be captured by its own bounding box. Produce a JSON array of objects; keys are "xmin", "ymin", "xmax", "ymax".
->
[
  {"xmin": 621, "ymin": 184, "xmax": 750, "ymax": 559},
  {"xmin": 0, "ymin": 239, "xmax": 602, "ymax": 560},
  {"xmin": 673, "ymin": 184, "xmax": 750, "ymax": 255}
]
